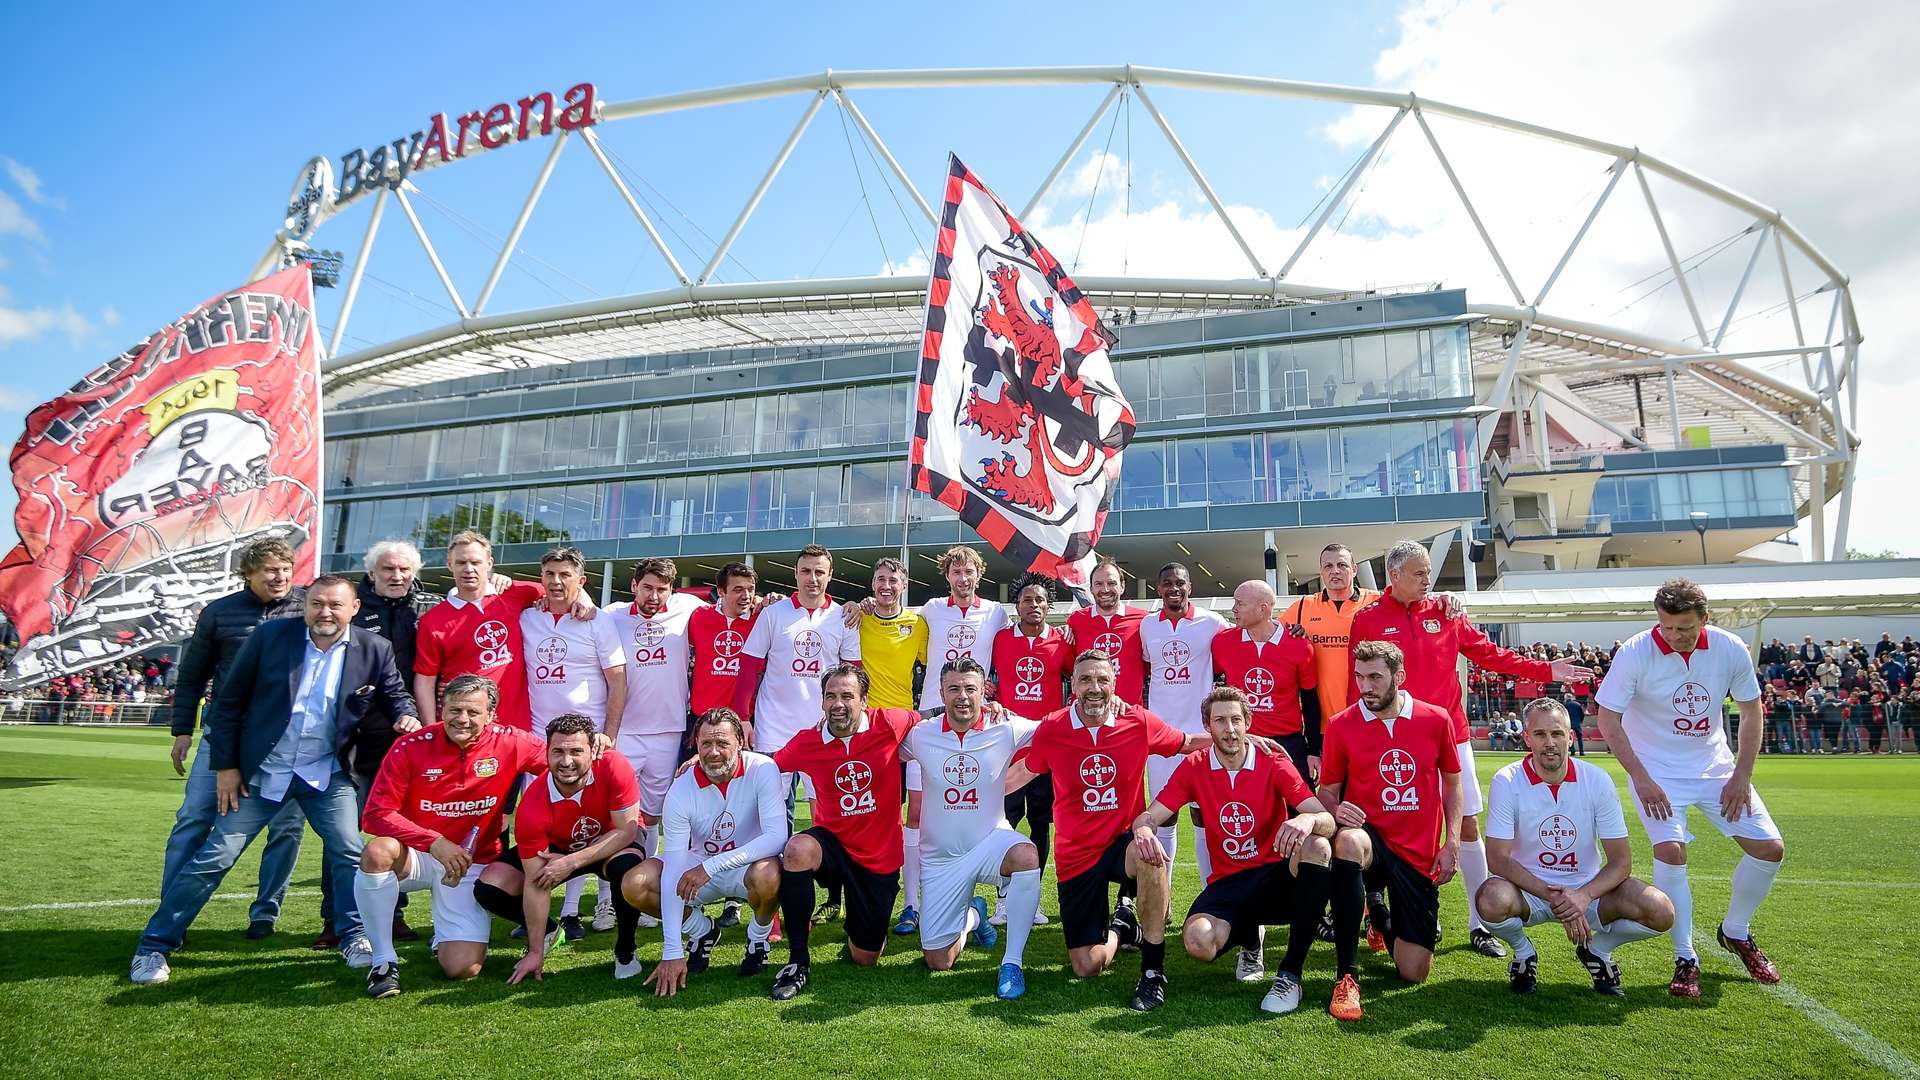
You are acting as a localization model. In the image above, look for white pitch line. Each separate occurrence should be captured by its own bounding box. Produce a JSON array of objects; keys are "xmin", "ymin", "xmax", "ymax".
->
[
  {"xmin": 0, "ymin": 888, "xmax": 319, "ymax": 914},
  {"xmin": 1693, "ymin": 922, "xmax": 1920, "ymax": 1079},
  {"xmin": 1689, "ymin": 874, "xmax": 1920, "ymax": 890}
]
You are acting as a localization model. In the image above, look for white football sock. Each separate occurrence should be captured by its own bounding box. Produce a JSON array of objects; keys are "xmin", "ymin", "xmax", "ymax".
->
[
  {"xmin": 1588, "ymin": 913, "xmax": 1661, "ymax": 961},
  {"xmin": 747, "ymin": 914, "xmax": 773, "ymax": 948},
  {"xmin": 683, "ymin": 907, "xmax": 713, "ymax": 945},
  {"xmin": 1652, "ymin": 860, "xmax": 1696, "ymax": 960},
  {"xmin": 1156, "ymin": 825, "xmax": 1179, "ymax": 879},
  {"xmin": 354, "ymin": 869, "xmax": 401, "ymax": 966},
  {"xmin": 639, "ymin": 824, "xmax": 659, "ymax": 860},
  {"xmin": 1482, "ymin": 913, "xmax": 1535, "ymax": 960},
  {"xmin": 962, "ymin": 901, "xmax": 981, "ymax": 942},
  {"xmin": 1193, "ymin": 826, "xmax": 1212, "ymax": 884},
  {"xmin": 561, "ymin": 876, "xmax": 585, "ymax": 917},
  {"xmin": 1459, "ymin": 838, "xmax": 1491, "ymax": 931},
  {"xmin": 1722, "ymin": 854, "xmax": 1782, "ymax": 940},
  {"xmin": 1002, "ymin": 869, "xmax": 1043, "ymax": 967},
  {"xmin": 902, "ymin": 828, "xmax": 921, "ymax": 909}
]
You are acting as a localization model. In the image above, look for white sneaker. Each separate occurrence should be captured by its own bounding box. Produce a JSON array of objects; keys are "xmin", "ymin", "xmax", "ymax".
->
[
  {"xmin": 130, "ymin": 951, "xmax": 171, "ymax": 985},
  {"xmin": 613, "ymin": 955, "xmax": 644, "ymax": 980},
  {"xmin": 1259, "ymin": 971, "xmax": 1303, "ymax": 1014},
  {"xmin": 1235, "ymin": 944, "xmax": 1266, "ymax": 983},
  {"xmin": 592, "ymin": 890, "xmax": 617, "ymax": 932},
  {"xmin": 1032, "ymin": 910, "xmax": 1050, "ymax": 926},
  {"xmin": 636, "ymin": 912, "xmax": 661, "ymax": 929},
  {"xmin": 340, "ymin": 936, "xmax": 375, "ymax": 969},
  {"xmin": 990, "ymin": 904, "xmax": 1009, "ymax": 927}
]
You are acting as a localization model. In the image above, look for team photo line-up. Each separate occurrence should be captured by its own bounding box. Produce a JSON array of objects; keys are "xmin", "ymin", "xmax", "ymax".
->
[{"xmin": 128, "ymin": 531, "xmax": 1787, "ymax": 1019}]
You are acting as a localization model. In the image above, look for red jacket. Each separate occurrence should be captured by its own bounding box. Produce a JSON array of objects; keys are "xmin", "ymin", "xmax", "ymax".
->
[
  {"xmin": 1348, "ymin": 592, "xmax": 1551, "ymax": 742},
  {"xmin": 361, "ymin": 722, "xmax": 546, "ymax": 862}
]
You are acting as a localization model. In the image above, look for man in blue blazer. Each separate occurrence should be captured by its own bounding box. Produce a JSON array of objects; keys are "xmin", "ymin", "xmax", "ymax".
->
[{"xmin": 131, "ymin": 574, "xmax": 417, "ymax": 985}]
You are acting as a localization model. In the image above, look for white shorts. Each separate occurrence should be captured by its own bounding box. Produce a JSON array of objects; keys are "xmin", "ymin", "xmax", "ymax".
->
[
  {"xmin": 662, "ymin": 850, "xmax": 754, "ymax": 907},
  {"xmin": 1628, "ymin": 774, "xmax": 1782, "ymax": 848},
  {"xmin": 397, "ymin": 846, "xmax": 492, "ymax": 946},
  {"xmin": 1510, "ymin": 888, "xmax": 1608, "ymax": 930},
  {"xmin": 905, "ymin": 760, "xmax": 922, "ymax": 793},
  {"xmin": 618, "ymin": 731, "xmax": 684, "ymax": 820},
  {"xmin": 919, "ymin": 828, "xmax": 1033, "ymax": 950},
  {"xmin": 1456, "ymin": 740, "xmax": 1484, "ymax": 817},
  {"xmin": 1147, "ymin": 753, "xmax": 1184, "ymax": 802}
]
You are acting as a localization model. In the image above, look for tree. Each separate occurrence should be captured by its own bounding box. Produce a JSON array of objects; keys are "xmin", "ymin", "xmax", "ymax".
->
[{"xmin": 420, "ymin": 502, "xmax": 566, "ymax": 549}]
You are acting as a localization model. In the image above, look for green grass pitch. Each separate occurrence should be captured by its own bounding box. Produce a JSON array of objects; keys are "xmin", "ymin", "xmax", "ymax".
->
[{"xmin": 1, "ymin": 726, "xmax": 1915, "ymax": 1079}]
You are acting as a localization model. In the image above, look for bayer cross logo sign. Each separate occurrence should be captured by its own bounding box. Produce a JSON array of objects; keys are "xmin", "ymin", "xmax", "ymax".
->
[
  {"xmin": 1538, "ymin": 813, "xmax": 1578, "ymax": 851},
  {"xmin": 948, "ymin": 624, "xmax": 977, "ymax": 650},
  {"xmin": 834, "ymin": 759, "xmax": 873, "ymax": 795},
  {"xmin": 1244, "ymin": 667, "xmax": 1275, "ymax": 696},
  {"xmin": 1671, "ymin": 681, "xmax": 1713, "ymax": 718},
  {"xmin": 1217, "ymin": 800, "xmax": 1256, "ymax": 838},
  {"xmin": 714, "ymin": 629, "xmax": 744, "ymax": 657},
  {"xmin": 474, "ymin": 620, "xmax": 509, "ymax": 651},
  {"xmin": 1079, "ymin": 753, "xmax": 1117, "ymax": 789},
  {"xmin": 534, "ymin": 636, "xmax": 567, "ymax": 665},
  {"xmin": 942, "ymin": 752, "xmax": 980, "ymax": 788},
  {"xmin": 1092, "ymin": 632, "xmax": 1123, "ymax": 657},
  {"xmin": 1378, "ymin": 748, "xmax": 1417, "ymax": 788},
  {"xmin": 1015, "ymin": 655, "xmax": 1045, "ymax": 681},
  {"xmin": 1162, "ymin": 640, "xmax": 1192, "ymax": 667},
  {"xmin": 634, "ymin": 620, "xmax": 666, "ymax": 648},
  {"xmin": 710, "ymin": 810, "xmax": 736, "ymax": 844},
  {"xmin": 794, "ymin": 630, "xmax": 824, "ymax": 659}
]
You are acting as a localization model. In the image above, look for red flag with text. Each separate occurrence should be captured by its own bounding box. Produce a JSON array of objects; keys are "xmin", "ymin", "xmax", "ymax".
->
[
  {"xmin": 0, "ymin": 265, "xmax": 323, "ymax": 688},
  {"xmin": 909, "ymin": 155, "xmax": 1134, "ymax": 589}
]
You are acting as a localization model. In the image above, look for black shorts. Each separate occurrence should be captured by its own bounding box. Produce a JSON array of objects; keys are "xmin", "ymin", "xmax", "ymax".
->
[
  {"xmin": 1004, "ymin": 774, "xmax": 1052, "ymax": 827},
  {"xmin": 545, "ymin": 844, "xmax": 646, "ymax": 885},
  {"xmin": 1188, "ymin": 861, "xmax": 1296, "ymax": 951},
  {"xmin": 1276, "ymin": 732, "xmax": 1312, "ymax": 782},
  {"xmin": 1057, "ymin": 833, "xmax": 1133, "ymax": 950},
  {"xmin": 801, "ymin": 826, "xmax": 900, "ymax": 952},
  {"xmin": 1361, "ymin": 824, "xmax": 1439, "ymax": 952}
]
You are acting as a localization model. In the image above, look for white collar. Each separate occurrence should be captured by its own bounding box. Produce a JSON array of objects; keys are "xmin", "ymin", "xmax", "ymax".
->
[
  {"xmin": 820, "ymin": 712, "xmax": 872, "ymax": 743},
  {"xmin": 1363, "ymin": 691, "xmax": 1415, "ymax": 724},
  {"xmin": 546, "ymin": 767, "xmax": 595, "ymax": 804},
  {"xmin": 1208, "ymin": 746, "xmax": 1257, "ymax": 772},
  {"xmin": 1071, "ymin": 704, "xmax": 1119, "ymax": 731}
]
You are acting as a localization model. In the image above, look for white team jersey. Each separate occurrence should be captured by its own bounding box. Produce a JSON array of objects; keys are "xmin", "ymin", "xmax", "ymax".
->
[
  {"xmin": 519, "ymin": 605, "xmax": 626, "ymax": 726},
  {"xmin": 743, "ymin": 596, "xmax": 862, "ymax": 753},
  {"xmin": 917, "ymin": 596, "xmax": 1009, "ymax": 711},
  {"xmin": 1485, "ymin": 757, "xmax": 1628, "ymax": 891},
  {"xmin": 604, "ymin": 593, "xmax": 700, "ymax": 736},
  {"xmin": 1139, "ymin": 605, "xmax": 1228, "ymax": 732},
  {"xmin": 660, "ymin": 749, "xmax": 789, "ymax": 874},
  {"xmin": 901, "ymin": 714, "xmax": 1040, "ymax": 859},
  {"xmin": 1595, "ymin": 624, "xmax": 1761, "ymax": 779}
]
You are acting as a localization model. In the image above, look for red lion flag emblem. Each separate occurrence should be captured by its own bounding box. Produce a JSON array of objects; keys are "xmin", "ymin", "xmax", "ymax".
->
[
  {"xmin": 909, "ymin": 155, "xmax": 1134, "ymax": 588},
  {"xmin": 0, "ymin": 265, "xmax": 323, "ymax": 688}
]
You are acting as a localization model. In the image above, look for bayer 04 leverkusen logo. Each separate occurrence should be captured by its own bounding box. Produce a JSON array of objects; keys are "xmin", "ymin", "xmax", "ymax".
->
[
  {"xmin": 1670, "ymin": 680, "xmax": 1714, "ymax": 718},
  {"xmin": 1537, "ymin": 813, "xmax": 1578, "ymax": 851},
  {"xmin": 834, "ymin": 759, "xmax": 873, "ymax": 795},
  {"xmin": 1217, "ymin": 800, "xmax": 1257, "ymax": 838},
  {"xmin": 1243, "ymin": 667, "xmax": 1276, "ymax": 697},
  {"xmin": 947, "ymin": 623, "xmax": 977, "ymax": 650},
  {"xmin": 793, "ymin": 629, "xmax": 824, "ymax": 660},
  {"xmin": 534, "ymin": 636, "xmax": 567, "ymax": 666},
  {"xmin": 713, "ymin": 629, "xmax": 744, "ymax": 657},
  {"xmin": 1078, "ymin": 752, "xmax": 1117, "ymax": 789},
  {"xmin": 633, "ymin": 618, "xmax": 666, "ymax": 649},
  {"xmin": 955, "ymin": 243, "xmax": 1124, "ymax": 525},
  {"xmin": 568, "ymin": 815, "xmax": 603, "ymax": 850},
  {"xmin": 1161, "ymin": 640, "xmax": 1193, "ymax": 667},
  {"xmin": 1092, "ymin": 632, "xmax": 1123, "ymax": 658},
  {"xmin": 942, "ymin": 752, "xmax": 981, "ymax": 789},
  {"xmin": 1378, "ymin": 748, "xmax": 1418, "ymax": 788},
  {"xmin": 709, "ymin": 810, "xmax": 736, "ymax": 844},
  {"xmin": 1014, "ymin": 655, "xmax": 1045, "ymax": 682},
  {"xmin": 474, "ymin": 620, "xmax": 510, "ymax": 652}
]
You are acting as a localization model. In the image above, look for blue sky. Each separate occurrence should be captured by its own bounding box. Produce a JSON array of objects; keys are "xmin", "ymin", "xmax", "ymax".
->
[{"xmin": 2, "ymin": 1, "xmax": 1907, "ymax": 558}]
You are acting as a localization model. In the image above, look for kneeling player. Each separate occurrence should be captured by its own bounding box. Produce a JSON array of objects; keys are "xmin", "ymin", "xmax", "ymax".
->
[
  {"xmin": 472, "ymin": 714, "xmax": 647, "ymax": 984},
  {"xmin": 355, "ymin": 675, "xmax": 548, "ymax": 997},
  {"xmin": 1318, "ymin": 641, "xmax": 1463, "ymax": 1021},
  {"xmin": 626, "ymin": 709, "xmax": 788, "ymax": 997},
  {"xmin": 1130, "ymin": 687, "xmax": 1336, "ymax": 1014},
  {"xmin": 1478, "ymin": 699, "xmax": 1674, "ymax": 996},
  {"xmin": 904, "ymin": 658, "xmax": 1046, "ymax": 1000},
  {"xmin": 768, "ymin": 665, "xmax": 914, "ymax": 999}
]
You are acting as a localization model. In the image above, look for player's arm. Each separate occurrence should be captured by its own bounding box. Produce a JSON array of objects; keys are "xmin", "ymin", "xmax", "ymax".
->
[
  {"xmin": 1433, "ymin": 769, "xmax": 1463, "ymax": 883},
  {"xmin": 540, "ymin": 805, "xmax": 640, "ymax": 892},
  {"xmin": 1299, "ymin": 688, "xmax": 1323, "ymax": 760},
  {"xmin": 730, "ymin": 619, "xmax": 773, "ymax": 726},
  {"xmin": 601, "ymin": 665, "xmax": 628, "ymax": 748},
  {"xmin": 508, "ymin": 853, "xmax": 558, "ymax": 984},
  {"xmin": 360, "ymin": 746, "xmax": 457, "ymax": 865},
  {"xmin": 1723, "ymin": 679, "xmax": 1767, "ymax": 819},
  {"xmin": 373, "ymin": 642, "xmax": 419, "ymax": 731},
  {"xmin": 705, "ymin": 770, "xmax": 790, "ymax": 877},
  {"xmin": 1482, "ymin": 834, "xmax": 1554, "ymax": 902},
  {"xmin": 1593, "ymin": 702, "xmax": 1668, "ymax": 819},
  {"xmin": 1129, "ymin": 800, "xmax": 1178, "ymax": 866}
]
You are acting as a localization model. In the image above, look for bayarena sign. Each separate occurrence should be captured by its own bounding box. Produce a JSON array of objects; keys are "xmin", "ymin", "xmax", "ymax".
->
[{"xmin": 285, "ymin": 82, "xmax": 599, "ymax": 240}]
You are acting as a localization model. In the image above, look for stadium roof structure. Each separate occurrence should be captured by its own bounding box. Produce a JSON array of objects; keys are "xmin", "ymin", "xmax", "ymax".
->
[{"xmin": 274, "ymin": 65, "xmax": 1865, "ymax": 557}]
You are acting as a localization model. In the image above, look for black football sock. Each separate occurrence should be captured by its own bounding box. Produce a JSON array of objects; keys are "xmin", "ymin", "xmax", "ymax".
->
[
  {"xmin": 613, "ymin": 889, "xmax": 641, "ymax": 964},
  {"xmin": 1283, "ymin": 863, "xmax": 1331, "ymax": 976},
  {"xmin": 1141, "ymin": 938, "xmax": 1166, "ymax": 978},
  {"xmin": 1330, "ymin": 858, "xmax": 1365, "ymax": 977},
  {"xmin": 779, "ymin": 867, "xmax": 817, "ymax": 967}
]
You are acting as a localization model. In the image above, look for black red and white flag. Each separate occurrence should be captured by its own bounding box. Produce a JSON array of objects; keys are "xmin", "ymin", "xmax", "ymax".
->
[
  {"xmin": 909, "ymin": 154, "xmax": 1134, "ymax": 589},
  {"xmin": 0, "ymin": 265, "xmax": 323, "ymax": 688}
]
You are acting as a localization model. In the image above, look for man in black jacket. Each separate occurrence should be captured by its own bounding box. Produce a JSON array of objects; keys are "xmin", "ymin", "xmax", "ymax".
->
[
  {"xmin": 160, "ymin": 537, "xmax": 309, "ymax": 938},
  {"xmin": 131, "ymin": 575, "xmax": 417, "ymax": 985}
]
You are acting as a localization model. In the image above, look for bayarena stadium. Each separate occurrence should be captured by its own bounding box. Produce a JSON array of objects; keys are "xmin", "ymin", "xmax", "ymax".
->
[{"xmin": 279, "ymin": 66, "xmax": 1865, "ymax": 610}]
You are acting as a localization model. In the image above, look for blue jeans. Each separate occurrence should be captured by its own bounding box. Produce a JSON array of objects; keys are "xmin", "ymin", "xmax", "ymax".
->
[
  {"xmin": 1772, "ymin": 720, "xmax": 1796, "ymax": 753},
  {"xmin": 161, "ymin": 738, "xmax": 305, "ymax": 925},
  {"xmin": 141, "ymin": 771, "xmax": 364, "ymax": 955}
]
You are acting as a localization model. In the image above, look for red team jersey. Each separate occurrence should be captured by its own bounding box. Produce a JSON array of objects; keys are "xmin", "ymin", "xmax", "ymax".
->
[
  {"xmin": 361, "ymin": 722, "xmax": 547, "ymax": 862},
  {"xmin": 1210, "ymin": 629, "xmax": 1318, "ymax": 737},
  {"xmin": 770, "ymin": 708, "xmax": 917, "ymax": 873},
  {"xmin": 1026, "ymin": 702, "xmax": 1187, "ymax": 880},
  {"xmin": 1320, "ymin": 695, "xmax": 1460, "ymax": 874},
  {"xmin": 1348, "ymin": 593, "xmax": 1550, "ymax": 743},
  {"xmin": 1155, "ymin": 748, "xmax": 1316, "ymax": 883},
  {"xmin": 515, "ymin": 751, "xmax": 644, "ymax": 858},
  {"xmin": 414, "ymin": 582, "xmax": 545, "ymax": 730},
  {"xmin": 689, "ymin": 604, "xmax": 759, "ymax": 718},
  {"xmin": 1067, "ymin": 605, "xmax": 1148, "ymax": 706},
  {"xmin": 991, "ymin": 625, "xmax": 1072, "ymax": 720}
]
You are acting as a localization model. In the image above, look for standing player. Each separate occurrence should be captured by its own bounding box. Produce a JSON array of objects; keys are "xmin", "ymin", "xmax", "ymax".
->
[
  {"xmin": 1281, "ymin": 543, "xmax": 1379, "ymax": 724},
  {"xmin": 1349, "ymin": 539, "xmax": 1590, "ymax": 959},
  {"xmin": 1065, "ymin": 558, "xmax": 1149, "ymax": 707},
  {"xmin": 689, "ymin": 563, "xmax": 763, "ymax": 746},
  {"xmin": 1318, "ymin": 640, "xmax": 1463, "ymax": 1021},
  {"xmin": 353, "ymin": 674, "xmax": 548, "ymax": 997},
  {"xmin": 1593, "ymin": 579, "xmax": 1782, "ymax": 998},
  {"xmin": 1478, "ymin": 698, "xmax": 1675, "ymax": 997},
  {"xmin": 732, "ymin": 544, "xmax": 863, "ymax": 759},
  {"xmin": 987, "ymin": 573, "xmax": 1071, "ymax": 926},
  {"xmin": 473, "ymin": 715, "xmax": 647, "ymax": 985},
  {"xmin": 1138, "ymin": 564, "xmax": 1230, "ymax": 919},
  {"xmin": 902, "ymin": 658, "xmax": 1046, "ymax": 1000},
  {"xmin": 849, "ymin": 557, "xmax": 928, "ymax": 931},
  {"xmin": 767, "ymin": 665, "xmax": 914, "ymax": 1000},
  {"xmin": 604, "ymin": 558, "xmax": 703, "ymax": 863},
  {"xmin": 1023, "ymin": 652, "xmax": 1221, "ymax": 1000},
  {"xmin": 627, "ymin": 709, "xmax": 789, "ymax": 997},
  {"xmin": 1129, "ymin": 687, "xmax": 1336, "ymax": 1014},
  {"xmin": 520, "ymin": 545, "xmax": 627, "ymax": 937},
  {"xmin": 414, "ymin": 531, "xmax": 595, "ymax": 731}
]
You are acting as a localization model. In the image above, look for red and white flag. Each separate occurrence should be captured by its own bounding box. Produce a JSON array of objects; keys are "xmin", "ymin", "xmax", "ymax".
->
[
  {"xmin": 0, "ymin": 265, "xmax": 323, "ymax": 688},
  {"xmin": 909, "ymin": 154, "xmax": 1134, "ymax": 589}
]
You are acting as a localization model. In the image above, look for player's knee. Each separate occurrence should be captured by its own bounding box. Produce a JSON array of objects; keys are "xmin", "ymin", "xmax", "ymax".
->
[
  {"xmin": 1006, "ymin": 842, "xmax": 1040, "ymax": 874},
  {"xmin": 747, "ymin": 857, "xmax": 782, "ymax": 895},
  {"xmin": 359, "ymin": 837, "xmax": 403, "ymax": 873},
  {"xmin": 477, "ymin": 863, "xmax": 522, "ymax": 894},
  {"xmin": 1643, "ymin": 891, "xmax": 1676, "ymax": 931},
  {"xmin": 1396, "ymin": 954, "xmax": 1433, "ymax": 983},
  {"xmin": 782, "ymin": 834, "xmax": 822, "ymax": 872},
  {"xmin": 1181, "ymin": 923, "xmax": 1221, "ymax": 962},
  {"xmin": 1747, "ymin": 838, "xmax": 1785, "ymax": 863},
  {"xmin": 1333, "ymin": 828, "xmax": 1369, "ymax": 863},
  {"xmin": 440, "ymin": 958, "xmax": 483, "ymax": 981},
  {"xmin": 925, "ymin": 950, "xmax": 956, "ymax": 972},
  {"xmin": 850, "ymin": 947, "xmax": 881, "ymax": 967},
  {"xmin": 1474, "ymin": 879, "xmax": 1519, "ymax": 922},
  {"xmin": 1298, "ymin": 834, "xmax": 1332, "ymax": 867},
  {"xmin": 1070, "ymin": 952, "xmax": 1107, "ymax": 978},
  {"xmin": 1652, "ymin": 842, "xmax": 1688, "ymax": 866}
]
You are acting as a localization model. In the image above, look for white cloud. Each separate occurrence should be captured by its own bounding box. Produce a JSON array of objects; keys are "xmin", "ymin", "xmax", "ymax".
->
[
  {"xmin": 0, "ymin": 387, "xmax": 37, "ymax": 411},
  {"xmin": 1, "ymin": 158, "xmax": 63, "ymax": 209},
  {"xmin": 0, "ymin": 302, "xmax": 94, "ymax": 349},
  {"xmin": 0, "ymin": 189, "xmax": 46, "ymax": 243}
]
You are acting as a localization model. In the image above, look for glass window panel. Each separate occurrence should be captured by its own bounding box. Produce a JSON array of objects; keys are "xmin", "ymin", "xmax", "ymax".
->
[
  {"xmin": 1294, "ymin": 337, "xmax": 1343, "ymax": 409},
  {"xmin": 782, "ymin": 467, "xmax": 817, "ymax": 529},
  {"xmin": 1340, "ymin": 427, "xmax": 1392, "ymax": 498},
  {"xmin": 1173, "ymin": 440, "xmax": 1209, "ymax": 506},
  {"xmin": 1754, "ymin": 468, "xmax": 1792, "ymax": 515},
  {"xmin": 1688, "ymin": 471, "xmax": 1726, "ymax": 517},
  {"xmin": 1622, "ymin": 477, "xmax": 1656, "ymax": 522},
  {"xmin": 1267, "ymin": 434, "xmax": 1301, "ymax": 502},
  {"xmin": 849, "ymin": 462, "xmax": 898, "ymax": 525},
  {"xmin": 784, "ymin": 391, "xmax": 820, "ymax": 452},
  {"xmin": 749, "ymin": 470, "xmax": 780, "ymax": 531},
  {"xmin": 1297, "ymin": 431, "xmax": 1332, "ymax": 499},
  {"xmin": 1350, "ymin": 335, "xmax": 1389, "ymax": 403},
  {"xmin": 1115, "ymin": 359, "xmax": 1151, "ymax": 421},
  {"xmin": 813, "ymin": 465, "xmax": 847, "ymax": 527},
  {"xmin": 1436, "ymin": 325, "xmax": 1472, "ymax": 397},
  {"xmin": 908, "ymin": 489, "xmax": 958, "ymax": 522},
  {"xmin": 711, "ymin": 472, "xmax": 748, "ymax": 532},
  {"xmin": 616, "ymin": 479, "xmax": 655, "ymax": 537},
  {"xmin": 1390, "ymin": 421, "xmax": 1429, "ymax": 495},
  {"xmin": 1207, "ymin": 435, "xmax": 1258, "ymax": 504},
  {"xmin": 679, "ymin": 475, "xmax": 710, "ymax": 535},
  {"xmin": 1382, "ymin": 330, "xmax": 1432, "ymax": 401},
  {"xmin": 851, "ymin": 384, "xmax": 894, "ymax": 446},
  {"xmin": 654, "ymin": 404, "xmax": 690, "ymax": 463},
  {"xmin": 1657, "ymin": 474, "xmax": 1687, "ymax": 516},
  {"xmin": 1592, "ymin": 478, "xmax": 1620, "ymax": 521},
  {"xmin": 816, "ymin": 390, "xmax": 848, "ymax": 449},
  {"xmin": 513, "ymin": 418, "xmax": 546, "ymax": 472},
  {"xmin": 1203, "ymin": 351, "xmax": 1239, "ymax": 417},
  {"xmin": 1119, "ymin": 442, "xmax": 1167, "ymax": 510},
  {"xmin": 654, "ymin": 476, "xmax": 686, "ymax": 537},
  {"xmin": 690, "ymin": 400, "xmax": 727, "ymax": 457},
  {"xmin": 419, "ymin": 495, "xmax": 455, "ymax": 549},
  {"xmin": 1157, "ymin": 354, "xmax": 1205, "ymax": 420}
]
